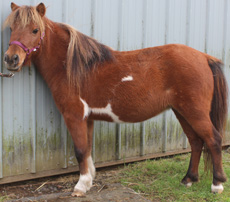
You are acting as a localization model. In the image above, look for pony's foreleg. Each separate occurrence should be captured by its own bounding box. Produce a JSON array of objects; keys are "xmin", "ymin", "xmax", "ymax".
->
[
  {"xmin": 173, "ymin": 110, "xmax": 203, "ymax": 186},
  {"xmin": 63, "ymin": 115, "xmax": 94, "ymax": 196},
  {"xmin": 72, "ymin": 120, "xmax": 95, "ymax": 196}
]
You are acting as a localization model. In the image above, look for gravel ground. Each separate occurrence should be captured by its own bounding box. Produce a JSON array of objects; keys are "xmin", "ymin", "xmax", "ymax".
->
[
  {"xmin": 7, "ymin": 183, "xmax": 151, "ymax": 202},
  {"xmin": 1, "ymin": 167, "xmax": 151, "ymax": 202}
]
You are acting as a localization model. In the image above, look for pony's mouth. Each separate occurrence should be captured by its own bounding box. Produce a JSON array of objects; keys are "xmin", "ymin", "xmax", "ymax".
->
[
  {"xmin": 6, "ymin": 64, "xmax": 21, "ymax": 72},
  {"xmin": 5, "ymin": 59, "xmax": 24, "ymax": 72},
  {"xmin": 4, "ymin": 50, "xmax": 26, "ymax": 72}
]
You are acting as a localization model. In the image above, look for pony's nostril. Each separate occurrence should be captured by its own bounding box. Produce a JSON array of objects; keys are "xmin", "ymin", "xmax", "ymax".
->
[
  {"xmin": 12, "ymin": 54, "xmax": 19, "ymax": 65},
  {"xmin": 4, "ymin": 54, "xmax": 9, "ymax": 63}
]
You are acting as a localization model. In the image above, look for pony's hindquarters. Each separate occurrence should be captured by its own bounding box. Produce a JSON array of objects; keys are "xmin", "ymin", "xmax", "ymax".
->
[{"xmin": 169, "ymin": 46, "xmax": 228, "ymax": 193}]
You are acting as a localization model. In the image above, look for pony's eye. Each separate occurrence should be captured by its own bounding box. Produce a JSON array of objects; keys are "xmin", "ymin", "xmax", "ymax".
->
[{"xmin": 32, "ymin": 28, "xmax": 39, "ymax": 34}]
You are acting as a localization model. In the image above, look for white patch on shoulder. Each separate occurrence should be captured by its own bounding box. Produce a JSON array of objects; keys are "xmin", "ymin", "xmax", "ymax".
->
[
  {"xmin": 74, "ymin": 172, "xmax": 92, "ymax": 193},
  {"xmin": 121, "ymin": 75, "xmax": 133, "ymax": 82},
  {"xmin": 91, "ymin": 103, "xmax": 123, "ymax": 123},
  {"xmin": 80, "ymin": 98, "xmax": 91, "ymax": 119},
  {"xmin": 211, "ymin": 183, "xmax": 224, "ymax": 193}
]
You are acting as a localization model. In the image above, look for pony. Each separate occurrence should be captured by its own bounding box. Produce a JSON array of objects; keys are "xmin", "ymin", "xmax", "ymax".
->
[{"xmin": 4, "ymin": 2, "xmax": 228, "ymax": 196}]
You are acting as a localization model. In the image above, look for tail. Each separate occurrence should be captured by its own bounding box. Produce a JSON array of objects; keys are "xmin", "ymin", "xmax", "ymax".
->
[{"xmin": 204, "ymin": 56, "xmax": 228, "ymax": 172}]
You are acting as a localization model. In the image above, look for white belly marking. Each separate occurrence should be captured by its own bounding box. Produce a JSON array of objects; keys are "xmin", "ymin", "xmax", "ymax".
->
[
  {"xmin": 80, "ymin": 98, "xmax": 123, "ymax": 123},
  {"xmin": 91, "ymin": 103, "xmax": 123, "ymax": 123}
]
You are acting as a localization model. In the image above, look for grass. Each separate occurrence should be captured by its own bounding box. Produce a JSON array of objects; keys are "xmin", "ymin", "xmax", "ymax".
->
[
  {"xmin": 119, "ymin": 150, "xmax": 230, "ymax": 202},
  {"xmin": 0, "ymin": 196, "xmax": 9, "ymax": 202}
]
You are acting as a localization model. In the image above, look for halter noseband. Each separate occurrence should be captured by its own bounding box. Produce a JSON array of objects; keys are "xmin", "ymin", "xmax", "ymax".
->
[{"xmin": 9, "ymin": 32, "xmax": 45, "ymax": 63}]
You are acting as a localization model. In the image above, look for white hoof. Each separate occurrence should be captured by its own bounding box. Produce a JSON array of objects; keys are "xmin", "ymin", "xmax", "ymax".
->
[
  {"xmin": 211, "ymin": 183, "xmax": 224, "ymax": 193},
  {"xmin": 181, "ymin": 182, "xmax": 193, "ymax": 187},
  {"xmin": 185, "ymin": 182, "xmax": 193, "ymax": 187}
]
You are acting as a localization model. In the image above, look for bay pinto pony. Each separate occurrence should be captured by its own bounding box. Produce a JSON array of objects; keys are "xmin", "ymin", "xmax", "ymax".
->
[{"xmin": 4, "ymin": 3, "xmax": 228, "ymax": 196}]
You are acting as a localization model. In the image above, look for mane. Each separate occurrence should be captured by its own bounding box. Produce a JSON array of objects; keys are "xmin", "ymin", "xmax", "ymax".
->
[
  {"xmin": 59, "ymin": 23, "xmax": 114, "ymax": 86},
  {"xmin": 4, "ymin": 6, "xmax": 45, "ymax": 33}
]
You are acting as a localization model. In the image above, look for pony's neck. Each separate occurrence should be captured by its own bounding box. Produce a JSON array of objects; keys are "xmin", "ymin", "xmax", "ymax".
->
[
  {"xmin": 32, "ymin": 18, "xmax": 114, "ymax": 93},
  {"xmin": 32, "ymin": 19, "xmax": 70, "ymax": 89}
]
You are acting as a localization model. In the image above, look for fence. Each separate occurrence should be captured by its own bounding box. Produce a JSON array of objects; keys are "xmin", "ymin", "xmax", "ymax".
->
[{"xmin": 0, "ymin": 0, "xmax": 229, "ymax": 184}]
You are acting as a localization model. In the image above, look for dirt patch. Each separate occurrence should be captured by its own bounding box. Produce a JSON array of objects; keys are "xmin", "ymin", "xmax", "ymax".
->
[{"xmin": 0, "ymin": 167, "xmax": 150, "ymax": 202}]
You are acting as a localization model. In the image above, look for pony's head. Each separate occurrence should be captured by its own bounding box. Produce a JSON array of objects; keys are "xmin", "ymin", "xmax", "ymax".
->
[{"xmin": 4, "ymin": 2, "xmax": 46, "ymax": 71}]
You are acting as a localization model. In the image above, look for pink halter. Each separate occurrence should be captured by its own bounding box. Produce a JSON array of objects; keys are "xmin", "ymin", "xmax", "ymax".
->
[{"xmin": 9, "ymin": 32, "xmax": 45, "ymax": 63}]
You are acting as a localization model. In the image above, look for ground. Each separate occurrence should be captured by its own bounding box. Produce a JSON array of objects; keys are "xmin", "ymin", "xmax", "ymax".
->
[
  {"xmin": 1, "ymin": 149, "xmax": 230, "ymax": 202},
  {"xmin": 0, "ymin": 166, "xmax": 150, "ymax": 202}
]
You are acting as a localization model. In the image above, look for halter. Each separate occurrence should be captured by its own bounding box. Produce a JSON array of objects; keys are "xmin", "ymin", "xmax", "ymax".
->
[{"xmin": 9, "ymin": 32, "xmax": 45, "ymax": 63}]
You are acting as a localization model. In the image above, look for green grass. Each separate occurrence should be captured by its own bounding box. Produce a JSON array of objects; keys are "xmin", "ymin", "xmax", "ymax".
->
[
  {"xmin": 0, "ymin": 196, "xmax": 9, "ymax": 202},
  {"xmin": 119, "ymin": 151, "xmax": 230, "ymax": 202}
]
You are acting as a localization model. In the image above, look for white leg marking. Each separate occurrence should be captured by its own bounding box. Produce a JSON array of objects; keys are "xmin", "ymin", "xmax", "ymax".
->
[
  {"xmin": 74, "ymin": 171, "xmax": 92, "ymax": 193},
  {"xmin": 87, "ymin": 156, "xmax": 96, "ymax": 179},
  {"xmin": 121, "ymin": 75, "xmax": 133, "ymax": 82},
  {"xmin": 91, "ymin": 103, "xmax": 123, "ymax": 123},
  {"xmin": 211, "ymin": 183, "xmax": 224, "ymax": 193},
  {"xmin": 80, "ymin": 98, "xmax": 90, "ymax": 119}
]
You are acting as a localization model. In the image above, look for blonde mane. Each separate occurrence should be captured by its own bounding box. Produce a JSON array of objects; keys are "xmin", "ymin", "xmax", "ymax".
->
[{"xmin": 59, "ymin": 23, "xmax": 114, "ymax": 86}]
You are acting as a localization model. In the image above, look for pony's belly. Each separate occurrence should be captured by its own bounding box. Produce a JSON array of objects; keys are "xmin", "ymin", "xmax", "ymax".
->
[
  {"xmin": 110, "ymin": 97, "xmax": 168, "ymax": 123},
  {"xmin": 80, "ymin": 88, "xmax": 169, "ymax": 123},
  {"xmin": 116, "ymin": 108, "xmax": 164, "ymax": 123}
]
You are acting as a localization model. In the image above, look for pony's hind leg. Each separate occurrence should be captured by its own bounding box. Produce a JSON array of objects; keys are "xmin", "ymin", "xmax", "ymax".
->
[
  {"xmin": 174, "ymin": 108, "xmax": 226, "ymax": 193},
  {"xmin": 173, "ymin": 109, "xmax": 203, "ymax": 187},
  {"xmin": 192, "ymin": 120, "xmax": 226, "ymax": 193}
]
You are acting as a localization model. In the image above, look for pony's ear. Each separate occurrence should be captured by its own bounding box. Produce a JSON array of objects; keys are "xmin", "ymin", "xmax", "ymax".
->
[
  {"xmin": 11, "ymin": 2, "xmax": 19, "ymax": 11},
  {"xmin": 36, "ymin": 3, "xmax": 46, "ymax": 17}
]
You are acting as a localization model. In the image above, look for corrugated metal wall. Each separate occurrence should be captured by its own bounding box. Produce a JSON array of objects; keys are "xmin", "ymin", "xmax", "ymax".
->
[{"xmin": 0, "ymin": 0, "xmax": 229, "ymax": 183}]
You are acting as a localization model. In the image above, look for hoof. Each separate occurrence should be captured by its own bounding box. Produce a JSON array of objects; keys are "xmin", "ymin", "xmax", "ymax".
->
[
  {"xmin": 211, "ymin": 184, "xmax": 224, "ymax": 194},
  {"xmin": 181, "ymin": 182, "xmax": 192, "ymax": 187},
  {"xmin": 71, "ymin": 189, "xmax": 85, "ymax": 197},
  {"xmin": 185, "ymin": 182, "xmax": 193, "ymax": 187}
]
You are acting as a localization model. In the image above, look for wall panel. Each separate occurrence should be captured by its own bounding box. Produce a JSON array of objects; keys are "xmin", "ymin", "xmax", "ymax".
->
[{"xmin": 0, "ymin": 0, "xmax": 229, "ymax": 183}]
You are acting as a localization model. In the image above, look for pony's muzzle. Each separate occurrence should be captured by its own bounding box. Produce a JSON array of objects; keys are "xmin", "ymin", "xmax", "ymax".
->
[
  {"xmin": 4, "ymin": 53, "xmax": 19, "ymax": 66},
  {"xmin": 4, "ymin": 53, "xmax": 21, "ymax": 71}
]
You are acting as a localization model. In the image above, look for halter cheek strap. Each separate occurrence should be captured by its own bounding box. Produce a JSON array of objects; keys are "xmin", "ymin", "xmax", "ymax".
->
[{"xmin": 9, "ymin": 32, "xmax": 45, "ymax": 63}]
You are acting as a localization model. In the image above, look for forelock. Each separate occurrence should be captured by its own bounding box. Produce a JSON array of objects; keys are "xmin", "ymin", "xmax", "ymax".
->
[{"xmin": 4, "ymin": 6, "xmax": 45, "ymax": 33}]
